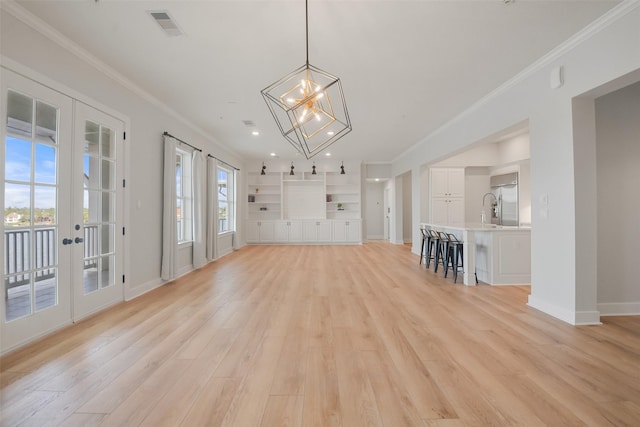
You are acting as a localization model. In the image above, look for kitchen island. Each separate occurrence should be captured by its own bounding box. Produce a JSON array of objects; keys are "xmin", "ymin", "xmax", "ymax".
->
[{"xmin": 421, "ymin": 223, "xmax": 531, "ymax": 286}]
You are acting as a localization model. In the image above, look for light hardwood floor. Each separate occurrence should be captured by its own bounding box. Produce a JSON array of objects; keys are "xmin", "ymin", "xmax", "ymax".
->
[{"xmin": 1, "ymin": 242, "xmax": 640, "ymax": 426}]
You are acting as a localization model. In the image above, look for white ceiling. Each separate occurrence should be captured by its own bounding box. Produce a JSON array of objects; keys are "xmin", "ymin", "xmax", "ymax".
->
[{"xmin": 13, "ymin": 0, "xmax": 620, "ymax": 162}]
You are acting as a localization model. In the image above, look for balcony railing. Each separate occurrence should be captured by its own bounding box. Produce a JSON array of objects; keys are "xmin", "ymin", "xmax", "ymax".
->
[{"xmin": 4, "ymin": 226, "xmax": 98, "ymax": 297}]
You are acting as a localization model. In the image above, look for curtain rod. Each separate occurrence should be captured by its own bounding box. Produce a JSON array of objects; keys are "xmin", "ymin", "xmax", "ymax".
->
[
  {"xmin": 208, "ymin": 154, "xmax": 239, "ymax": 171},
  {"xmin": 163, "ymin": 131, "xmax": 202, "ymax": 152}
]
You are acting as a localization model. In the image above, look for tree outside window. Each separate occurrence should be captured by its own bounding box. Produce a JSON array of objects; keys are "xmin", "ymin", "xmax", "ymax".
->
[
  {"xmin": 176, "ymin": 149, "xmax": 193, "ymax": 243},
  {"xmin": 217, "ymin": 166, "xmax": 234, "ymax": 233}
]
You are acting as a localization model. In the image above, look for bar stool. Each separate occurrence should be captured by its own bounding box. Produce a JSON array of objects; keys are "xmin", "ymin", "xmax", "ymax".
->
[
  {"xmin": 444, "ymin": 233, "xmax": 464, "ymax": 283},
  {"xmin": 434, "ymin": 231, "xmax": 450, "ymax": 273},
  {"xmin": 419, "ymin": 227, "xmax": 431, "ymax": 265},
  {"xmin": 426, "ymin": 229, "xmax": 439, "ymax": 269}
]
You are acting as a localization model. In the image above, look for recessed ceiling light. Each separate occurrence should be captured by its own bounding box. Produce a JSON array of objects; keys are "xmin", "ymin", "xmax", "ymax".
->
[
  {"xmin": 270, "ymin": 152, "xmax": 276, "ymax": 157},
  {"xmin": 327, "ymin": 131, "xmax": 335, "ymax": 136},
  {"xmin": 252, "ymin": 131, "xmax": 260, "ymax": 136},
  {"xmin": 375, "ymin": 178, "xmax": 380, "ymax": 182},
  {"xmin": 325, "ymin": 152, "xmax": 331, "ymax": 157}
]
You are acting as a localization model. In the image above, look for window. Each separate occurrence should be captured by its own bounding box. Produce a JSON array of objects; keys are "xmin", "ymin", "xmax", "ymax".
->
[
  {"xmin": 176, "ymin": 148, "xmax": 193, "ymax": 243},
  {"xmin": 217, "ymin": 166, "xmax": 235, "ymax": 233}
]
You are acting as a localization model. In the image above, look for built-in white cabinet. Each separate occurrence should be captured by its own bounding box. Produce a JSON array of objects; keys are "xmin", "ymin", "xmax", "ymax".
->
[
  {"xmin": 246, "ymin": 165, "xmax": 362, "ymax": 244},
  {"xmin": 303, "ymin": 220, "xmax": 332, "ymax": 242},
  {"xmin": 245, "ymin": 220, "xmax": 275, "ymax": 243},
  {"xmin": 430, "ymin": 168, "xmax": 465, "ymax": 226},
  {"xmin": 432, "ymin": 198, "xmax": 465, "ymax": 226},
  {"xmin": 431, "ymin": 168, "xmax": 465, "ymax": 197},
  {"xmin": 274, "ymin": 220, "xmax": 302, "ymax": 242},
  {"xmin": 332, "ymin": 219, "xmax": 362, "ymax": 243},
  {"xmin": 246, "ymin": 220, "xmax": 360, "ymax": 244}
]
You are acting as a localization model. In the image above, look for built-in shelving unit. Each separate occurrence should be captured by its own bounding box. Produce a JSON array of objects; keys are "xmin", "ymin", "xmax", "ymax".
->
[
  {"xmin": 325, "ymin": 171, "xmax": 361, "ymax": 219},
  {"xmin": 247, "ymin": 171, "xmax": 281, "ymax": 220},
  {"xmin": 245, "ymin": 164, "xmax": 363, "ymax": 244}
]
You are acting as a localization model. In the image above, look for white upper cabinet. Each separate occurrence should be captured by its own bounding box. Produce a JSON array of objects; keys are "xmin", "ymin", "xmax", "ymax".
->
[
  {"xmin": 431, "ymin": 168, "xmax": 464, "ymax": 197},
  {"xmin": 430, "ymin": 168, "xmax": 465, "ymax": 226}
]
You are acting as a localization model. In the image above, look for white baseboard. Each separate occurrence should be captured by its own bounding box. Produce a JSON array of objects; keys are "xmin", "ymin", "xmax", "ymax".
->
[
  {"xmin": 574, "ymin": 310, "xmax": 602, "ymax": 325},
  {"xmin": 125, "ymin": 277, "xmax": 164, "ymax": 301},
  {"xmin": 598, "ymin": 302, "xmax": 640, "ymax": 316},
  {"xmin": 527, "ymin": 295, "xmax": 601, "ymax": 325}
]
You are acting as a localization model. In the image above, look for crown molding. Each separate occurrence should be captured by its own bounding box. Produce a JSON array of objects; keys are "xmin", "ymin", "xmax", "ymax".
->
[
  {"xmin": 0, "ymin": 0, "xmax": 240, "ymax": 162},
  {"xmin": 393, "ymin": 0, "xmax": 640, "ymax": 164}
]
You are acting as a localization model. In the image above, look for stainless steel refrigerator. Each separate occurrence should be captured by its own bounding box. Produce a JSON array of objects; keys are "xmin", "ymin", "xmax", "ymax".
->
[{"xmin": 490, "ymin": 172, "xmax": 519, "ymax": 226}]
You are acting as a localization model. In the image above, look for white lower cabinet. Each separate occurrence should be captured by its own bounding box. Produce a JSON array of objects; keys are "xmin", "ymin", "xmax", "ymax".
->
[
  {"xmin": 247, "ymin": 219, "xmax": 360, "ymax": 244},
  {"xmin": 432, "ymin": 198, "xmax": 464, "ymax": 227},
  {"xmin": 332, "ymin": 219, "xmax": 361, "ymax": 243},
  {"xmin": 246, "ymin": 220, "xmax": 275, "ymax": 243},
  {"xmin": 275, "ymin": 221, "xmax": 302, "ymax": 242},
  {"xmin": 303, "ymin": 221, "xmax": 332, "ymax": 242}
]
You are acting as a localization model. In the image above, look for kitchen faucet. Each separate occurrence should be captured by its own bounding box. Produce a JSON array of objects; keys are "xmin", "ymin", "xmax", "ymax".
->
[{"xmin": 482, "ymin": 192, "xmax": 498, "ymax": 224}]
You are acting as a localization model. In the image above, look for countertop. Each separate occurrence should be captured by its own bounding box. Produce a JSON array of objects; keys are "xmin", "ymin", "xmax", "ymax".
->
[{"xmin": 421, "ymin": 222, "xmax": 531, "ymax": 232}]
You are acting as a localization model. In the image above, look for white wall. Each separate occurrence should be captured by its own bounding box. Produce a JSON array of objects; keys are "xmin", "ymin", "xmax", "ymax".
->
[
  {"xmin": 465, "ymin": 167, "xmax": 491, "ymax": 223},
  {"xmin": 392, "ymin": 3, "xmax": 640, "ymax": 324},
  {"xmin": 402, "ymin": 172, "xmax": 412, "ymax": 243},
  {"xmin": 595, "ymin": 80, "xmax": 640, "ymax": 315},
  {"xmin": 518, "ymin": 159, "xmax": 531, "ymax": 225},
  {"xmin": 366, "ymin": 163, "xmax": 392, "ymax": 180},
  {"xmin": 1, "ymin": 10, "xmax": 243, "ymax": 298},
  {"xmin": 365, "ymin": 181, "xmax": 385, "ymax": 239}
]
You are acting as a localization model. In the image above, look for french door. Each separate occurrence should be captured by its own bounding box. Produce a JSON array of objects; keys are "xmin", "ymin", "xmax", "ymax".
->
[
  {"xmin": 71, "ymin": 102, "xmax": 124, "ymax": 320},
  {"xmin": 1, "ymin": 69, "xmax": 124, "ymax": 353}
]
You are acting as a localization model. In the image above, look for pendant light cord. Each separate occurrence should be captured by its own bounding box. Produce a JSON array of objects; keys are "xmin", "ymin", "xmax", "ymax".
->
[{"xmin": 305, "ymin": 0, "xmax": 309, "ymax": 66}]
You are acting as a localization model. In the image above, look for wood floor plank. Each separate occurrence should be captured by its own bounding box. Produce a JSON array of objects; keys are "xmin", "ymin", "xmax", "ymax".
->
[
  {"xmin": 179, "ymin": 377, "xmax": 242, "ymax": 427},
  {"xmin": 1, "ymin": 242, "xmax": 639, "ymax": 427},
  {"xmin": 219, "ymin": 334, "xmax": 287, "ymax": 427},
  {"xmin": 302, "ymin": 347, "xmax": 342, "ymax": 427},
  {"xmin": 260, "ymin": 395, "xmax": 304, "ymax": 427},
  {"xmin": 138, "ymin": 327, "xmax": 238, "ymax": 426},
  {"xmin": 96, "ymin": 359, "xmax": 192, "ymax": 426},
  {"xmin": 334, "ymin": 350, "xmax": 384, "ymax": 427},
  {"xmin": 360, "ymin": 349, "xmax": 423, "ymax": 426}
]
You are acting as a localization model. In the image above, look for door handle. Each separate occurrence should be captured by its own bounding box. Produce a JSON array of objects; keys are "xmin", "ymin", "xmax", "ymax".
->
[
  {"xmin": 75, "ymin": 237, "xmax": 84, "ymax": 244},
  {"xmin": 62, "ymin": 238, "xmax": 73, "ymax": 245}
]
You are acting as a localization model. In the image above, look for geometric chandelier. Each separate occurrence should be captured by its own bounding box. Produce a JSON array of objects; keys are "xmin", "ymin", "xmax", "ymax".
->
[{"xmin": 261, "ymin": 0, "xmax": 352, "ymax": 159}]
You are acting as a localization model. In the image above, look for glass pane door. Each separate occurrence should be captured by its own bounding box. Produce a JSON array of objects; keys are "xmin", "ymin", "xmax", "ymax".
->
[
  {"xmin": 82, "ymin": 121, "xmax": 116, "ymax": 293},
  {"xmin": 72, "ymin": 103, "xmax": 123, "ymax": 320},
  {"xmin": 2, "ymin": 70, "xmax": 73, "ymax": 352}
]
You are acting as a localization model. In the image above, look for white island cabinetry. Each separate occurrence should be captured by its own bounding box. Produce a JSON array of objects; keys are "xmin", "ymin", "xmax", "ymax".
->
[{"xmin": 422, "ymin": 222, "xmax": 530, "ymax": 286}]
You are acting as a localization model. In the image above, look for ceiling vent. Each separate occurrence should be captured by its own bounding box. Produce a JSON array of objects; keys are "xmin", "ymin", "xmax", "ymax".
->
[
  {"xmin": 242, "ymin": 120, "xmax": 256, "ymax": 127},
  {"xmin": 148, "ymin": 11, "xmax": 183, "ymax": 37}
]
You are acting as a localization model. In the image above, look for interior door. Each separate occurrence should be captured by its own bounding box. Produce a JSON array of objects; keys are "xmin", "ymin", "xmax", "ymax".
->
[
  {"xmin": 72, "ymin": 102, "xmax": 124, "ymax": 321},
  {"xmin": 1, "ymin": 69, "xmax": 73, "ymax": 352}
]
